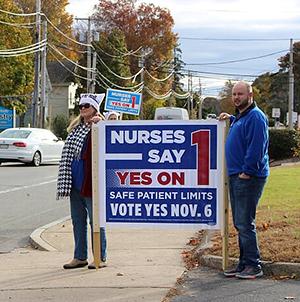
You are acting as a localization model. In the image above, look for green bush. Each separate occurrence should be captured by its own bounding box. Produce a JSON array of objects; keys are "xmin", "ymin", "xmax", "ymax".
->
[
  {"xmin": 293, "ymin": 131, "xmax": 300, "ymax": 158},
  {"xmin": 269, "ymin": 129, "xmax": 300, "ymax": 160},
  {"xmin": 52, "ymin": 114, "xmax": 69, "ymax": 140}
]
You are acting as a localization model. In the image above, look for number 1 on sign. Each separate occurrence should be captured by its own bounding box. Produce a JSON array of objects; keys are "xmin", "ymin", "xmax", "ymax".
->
[
  {"xmin": 131, "ymin": 96, "xmax": 136, "ymax": 108},
  {"xmin": 191, "ymin": 130, "xmax": 210, "ymax": 185}
]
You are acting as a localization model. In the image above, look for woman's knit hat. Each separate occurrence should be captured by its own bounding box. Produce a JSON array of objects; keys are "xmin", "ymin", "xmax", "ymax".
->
[
  {"xmin": 79, "ymin": 93, "xmax": 105, "ymax": 112},
  {"xmin": 104, "ymin": 111, "xmax": 120, "ymax": 120}
]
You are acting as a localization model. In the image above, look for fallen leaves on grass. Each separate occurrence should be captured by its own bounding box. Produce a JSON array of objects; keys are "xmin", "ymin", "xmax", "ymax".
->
[
  {"xmin": 262, "ymin": 222, "xmax": 269, "ymax": 230},
  {"xmin": 208, "ymin": 211, "xmax": 300, "ymax": 263},
  {"xmin": 181, "ymin": 233, "xmax": 206, "ymax": 270},
  {"xmin": 188, "ymin": 238, "xmax": 200, "ymax": 246}
]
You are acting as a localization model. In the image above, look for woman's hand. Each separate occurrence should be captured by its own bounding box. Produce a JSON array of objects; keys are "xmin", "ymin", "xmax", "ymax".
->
[{"xmin": 90, "ymin": 113, "xmax": 105, "ymax": 124}]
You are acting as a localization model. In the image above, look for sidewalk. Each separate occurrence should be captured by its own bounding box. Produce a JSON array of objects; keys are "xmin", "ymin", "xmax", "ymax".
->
[{"xmin": 0, "ymin": 218, "xmax": 196, "ymax": 302}]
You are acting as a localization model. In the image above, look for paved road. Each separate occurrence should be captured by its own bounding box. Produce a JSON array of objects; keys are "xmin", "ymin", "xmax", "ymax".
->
[
  {"xmin": 0, "ymin": 163, "xmax": 69, "ymax": 253},
  {"xmin": 169, "ymin": 266, "xmax": 300, "ymax": 302}
]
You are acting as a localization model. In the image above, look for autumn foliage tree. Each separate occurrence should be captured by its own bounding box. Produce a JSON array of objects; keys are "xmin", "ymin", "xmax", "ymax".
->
[
  {"xmin": 278, "ymin": 41, "xmax": 300, "ymax": 113},
  {"xmin": 219, "ymin": 81, "xmax": 235, "ymax": 114},
  {"xmin": 92, "ymin": 0, "xmax": 179, "ymax": 118},
  {"xmin": 251, "ymin": 41, "xmax": 300, "ymax": 122},
  {"xmin": 93, "ymin": 29, "xmax": 132, "ymax": 92},
  {"xmin": 0, "ymin": 0, "xmax": 34, "ymax": 114},
  {"xmin": 15, "ymin": 0, "xmax": 78, "ymax": 61},
  {"xmin": 93, "ymin": 0, "xmax": 177, "ymax": 71}
]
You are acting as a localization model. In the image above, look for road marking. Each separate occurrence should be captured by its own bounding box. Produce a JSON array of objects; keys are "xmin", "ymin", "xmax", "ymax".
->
[{"xmin": 0, "ymin": 179, "xmax": 57, "ymax": 194}]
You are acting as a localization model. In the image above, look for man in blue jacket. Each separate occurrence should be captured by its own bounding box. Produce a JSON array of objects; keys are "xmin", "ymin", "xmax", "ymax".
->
[{"xmin": 219, "ymin": 81, "xmax": 269, "ymax": 279}]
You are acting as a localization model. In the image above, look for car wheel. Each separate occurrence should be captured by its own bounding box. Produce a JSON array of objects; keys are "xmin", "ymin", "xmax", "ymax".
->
[{"xmin": 32, "ymin": 152, "xmax": 41, "ymax": 167}]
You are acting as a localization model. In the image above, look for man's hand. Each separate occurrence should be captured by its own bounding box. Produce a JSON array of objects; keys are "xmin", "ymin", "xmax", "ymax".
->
[
  {"xmin": 218, "ymin": 112, "xmax": 231, "ymax": 120},
  {"xmin": 239, "ymin": 172, "xmax": 251, "ymax": 179}
]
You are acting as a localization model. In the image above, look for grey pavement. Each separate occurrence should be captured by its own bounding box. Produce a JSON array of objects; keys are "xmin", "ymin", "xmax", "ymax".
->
[
  {"xmin": 0, "ymin": 218, "xmax": 299, "ymax": 302},
  {"xmin": 169, "ymin": 266, "xmax": 300, "ymax": 302},
  {"xmin": 0, "ymin": 217, "xmax": 196, "ymax": 302}
]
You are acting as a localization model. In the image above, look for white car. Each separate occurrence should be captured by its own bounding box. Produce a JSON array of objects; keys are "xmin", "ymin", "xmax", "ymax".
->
[
  {"xmin": 154, "ymin": 107, "xmax": 189, "ymax": 120},
  {"xmin": 0, "ymin": 128, "xmax": 64, "ymax": 166}
]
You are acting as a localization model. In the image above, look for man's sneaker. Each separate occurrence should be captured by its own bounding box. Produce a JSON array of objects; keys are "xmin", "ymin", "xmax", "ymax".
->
[
  {"xmin": 224, "ymin": 265, "xmax": 244, "ymax": 277},
  {"xmin": 235, "ymin": 266, "xmax": 263, "ymax": 279},
  {"xmin": 63, "ymin": 258, "xmax": 88, "ymax": 269}
]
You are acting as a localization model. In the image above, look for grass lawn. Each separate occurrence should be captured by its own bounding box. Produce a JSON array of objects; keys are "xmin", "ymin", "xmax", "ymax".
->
[{"xmin": 208, "ymin": 164, "xmax": 300, "ymax": 263}]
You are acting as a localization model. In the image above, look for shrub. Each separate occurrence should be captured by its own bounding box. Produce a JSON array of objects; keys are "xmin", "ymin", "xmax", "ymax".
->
[
  {"xmin": 269, "ymin": 129, "xmax": 300, "ymax": 160},
  {"xmin": 52, "ymin": 114, "xmax": 69, "ymax": 140},
  {"xmin": 293, "ymin": 131, "xmax": 300, "ymax": 158}
]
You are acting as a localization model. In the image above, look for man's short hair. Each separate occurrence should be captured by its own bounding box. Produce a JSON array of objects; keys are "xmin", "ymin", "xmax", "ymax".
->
[{"xmin": 234, "ymin": 81, "xmax": 252, "ymax": 93}]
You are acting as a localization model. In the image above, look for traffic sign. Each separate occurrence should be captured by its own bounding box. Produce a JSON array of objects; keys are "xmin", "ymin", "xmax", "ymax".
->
[
  {"xmin": 272, "ymin": 108, "xmax": 281, "ymax": 118},
  {"xmin": 105, "ymin": 89, "xmax": 142, "ymax": 116},
  {"xmin": 0, "ymin": 106, "xmax": 13, "ymax": 130}
]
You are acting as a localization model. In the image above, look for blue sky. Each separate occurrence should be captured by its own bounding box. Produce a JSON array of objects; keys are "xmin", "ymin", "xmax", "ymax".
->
[{"xmin": 67, "ymin": 0, "xmax": 300, "ymax": 96}]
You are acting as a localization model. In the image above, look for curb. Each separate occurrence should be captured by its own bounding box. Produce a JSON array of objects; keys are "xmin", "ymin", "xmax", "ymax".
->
[
  {"xmin": 199, "ymin": 255, "xmax": 300, "ymax": 278},
  {"xmin": 29, "ymin": 216, "xmax": 71, "ymax": 252},
  {"xmin": 196, "ymin": 231, "xmax": 300, "ymax": 279}
]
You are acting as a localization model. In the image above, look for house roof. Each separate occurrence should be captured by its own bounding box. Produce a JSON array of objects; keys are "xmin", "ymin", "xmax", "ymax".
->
[{"xmin": 47, "ymin": 60, "xmax": 77, "ymax": 84}]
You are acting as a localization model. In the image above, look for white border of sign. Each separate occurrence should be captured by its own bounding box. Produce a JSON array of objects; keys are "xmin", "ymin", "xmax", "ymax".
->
[
  {"xmin": 95, "ymin": 120, "xmax": 225, "ymax": 229},
  {"xmin": 104, "ymin": 88, "xmax": 142, "ymax": 116}
]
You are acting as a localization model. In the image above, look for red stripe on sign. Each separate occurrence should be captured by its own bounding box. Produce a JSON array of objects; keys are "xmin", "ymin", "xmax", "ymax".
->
[
  {"xmin": 191, "ymin": 130, "xmax": 210, "ymax": 185},
  {"xmin": 131, "ymin": 96, "xmax": 136, "ymax": 108}
]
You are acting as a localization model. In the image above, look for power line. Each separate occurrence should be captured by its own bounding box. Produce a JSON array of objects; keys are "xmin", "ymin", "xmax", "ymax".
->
[
  {"xmin": 185, "ymin": 49, "xmax": 289, "ymax": 66},
  {"xmin": 144, "ymin": 69, "xmax": 174, "ymax": 82},
  {"xmin": 0, "ymin": 8, "xmax": 91, "ymax": 48},
  {"xmin": 96, "ymin": 55, "xmax": 143, "ymax": 80},
  {"xmin": 96, "ymin": 72, "xmax": 144, "ymax": 90},
  {"xmin": 0, "ymin": 8, "xmax": 38, "ymax": 17},
  {"xmin": 48, "ymin": 43, "xmax": 93, "ymax": 71},
  {"xmin": 43, "ymin": 14, "xmax": 91, "ymax": 48},
  {"xmin": 0, "ymin": 19, "xmax": 35, "ymax": 28},
  {"xmin": 0, "ymin": 39, "xmax": 46, "ymax": 53},
  {"xmin": 180, "ymin": 37, "xmax": 296, "ymax": 41},
  {"xmin": 0, "ymin": 94, "xmax": 31, "ymax": 99},
  {"xmin": 182, "ymin": 69, "xmax": 259, "ymax": 78}
]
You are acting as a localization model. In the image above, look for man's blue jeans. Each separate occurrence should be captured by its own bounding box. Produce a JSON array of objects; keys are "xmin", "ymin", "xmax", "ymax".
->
[
  {"xmin": 70, "ymin": 188, "xmax": 107, "ymax": 261},
  {"xmin": 229, "ymin": 175, "xmax": 267, "ymax": 268}
]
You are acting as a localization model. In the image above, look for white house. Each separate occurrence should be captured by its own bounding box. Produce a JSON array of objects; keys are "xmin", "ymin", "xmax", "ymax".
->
[{"xmin": 47, "ymin": 60, "xmax": 79, "ymax": 123}]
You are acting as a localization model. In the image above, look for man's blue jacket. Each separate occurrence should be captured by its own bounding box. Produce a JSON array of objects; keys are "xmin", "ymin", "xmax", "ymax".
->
[{"xmin": 225, "ymin": 102, "xmax": 269, "ymax": 177}]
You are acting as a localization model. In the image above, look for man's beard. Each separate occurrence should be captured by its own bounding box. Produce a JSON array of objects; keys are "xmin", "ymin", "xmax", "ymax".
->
[{"xmin": 235, "ymin": 98, "xmax": 251, "ymax": 112}]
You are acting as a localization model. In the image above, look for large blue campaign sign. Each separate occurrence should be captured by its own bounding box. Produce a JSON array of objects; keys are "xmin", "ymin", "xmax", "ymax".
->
[
  {"xmin": 104, "ymin": 89, "xmax": 142, "ymax": 116},
  {"xmin": 0, "ymin": 106, "xmax": 13, "ymax": 130},
  {"xmin": 96, "ymin": 120, "xmax": 225, "ymax": 229}
]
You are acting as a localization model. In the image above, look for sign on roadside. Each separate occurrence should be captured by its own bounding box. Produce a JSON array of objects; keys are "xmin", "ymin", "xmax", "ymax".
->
[
  {"xmin": 272, "ymin": 108, "xmax": 281, "ymax": 118},
  {"xmin": 104, "ymin": 88, "xmax": 142, "ymax": 116},
  {"xmin": 286, "ymin": 111, "xmax": 298, "ymax": 125},
  {"xmin": 94, "ymin": 120, "xmax": 225, "ymax": 229},
  {"xmin": 0, "ymin": 106, "xmax": 14, "ymax": 130}
]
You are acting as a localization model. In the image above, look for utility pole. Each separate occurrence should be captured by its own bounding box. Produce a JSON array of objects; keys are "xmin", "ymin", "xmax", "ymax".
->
[
  {"xmin": 187, "ymin": 71, "xmax": 192, "ymax": 119},
  {"xmin": 40, "ymin": 19, "xmax": 47, "ymax": 128},
  {"xmin": 91, "ymin": 51, "xmax": 97, "ymax": 93},
  {"xmin": 32, "ymin": 0, "xmax": 41, "ymax": 127},
  {"xmin": 198, "ymin": 78, "xmax": 203, "ymax": 119},
  {"xmin": 138, "ymin": 52, "xmax": 145, "ymax": 119},
  {"xmin": 169, "ymin": 47, "xmax": 176, "ymax": 107},
  {"xmin": 91, "ymin": 31, "xmax": 99, "ymax": 94},
  {"xmin": 87, "ymin": 17, "xmax": 92, "ymax": 93},
  {"xmin": 190, "ymin": 74, "xmax": 193, "ymax": 116},
  {"xmin": 75, "ymin": 17, "xmax": 95, "ymax": 93},
  {"xmin": 288, "ymin": 38, "xmax": 294, "ymax": 130}
]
